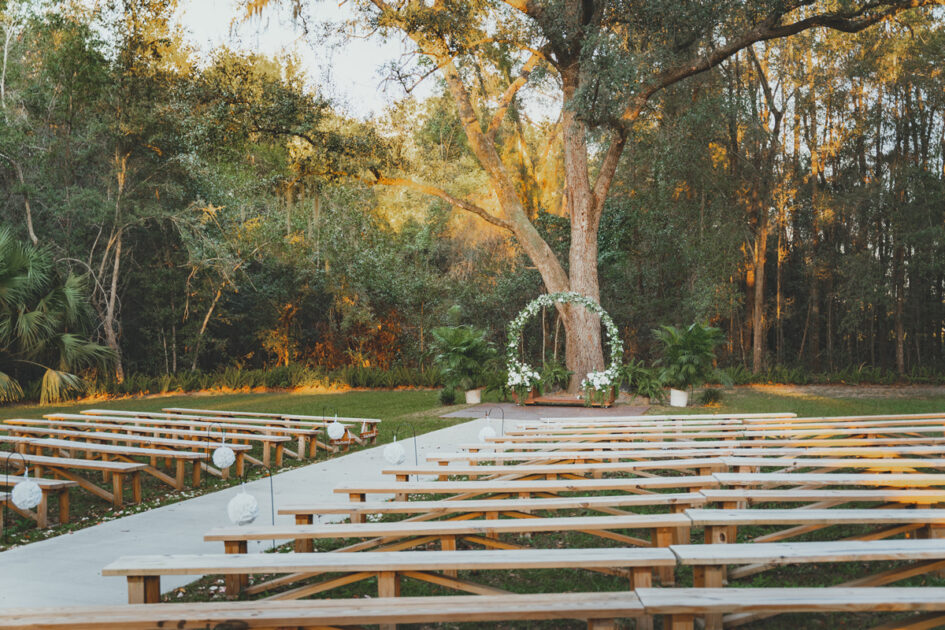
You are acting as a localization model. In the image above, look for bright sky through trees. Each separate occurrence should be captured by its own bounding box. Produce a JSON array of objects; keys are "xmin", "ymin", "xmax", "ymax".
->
[{"xmin": 174, "ymin": 0, "xmax": 430, "ymax": 117}]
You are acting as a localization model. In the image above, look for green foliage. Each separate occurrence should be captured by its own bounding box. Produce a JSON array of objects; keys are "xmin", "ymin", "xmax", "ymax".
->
[
  {"xmin": 540, "ymin": 358, "xmax": 572, "ymax": 392},
  {"xmin": 699, "ymin": 387, "xmax": 725, "ymax": 405},
  {"xmin": 430, "ymin": 324, "xmax": 496, "ymax": 391},
  {"xmin": 653, "ymin": 323, "xmax": 725, "ymax": 391},
  {"xmin": 0, "ymin": 229, "xmax": 112, "ymax": 403},
  {"xmin": 437, "ymin": 386, "xmax": 457, "ymax": 405},
  {"xmin": 621, "ymin": 359, "xmax": 667, "ymax": 404}
]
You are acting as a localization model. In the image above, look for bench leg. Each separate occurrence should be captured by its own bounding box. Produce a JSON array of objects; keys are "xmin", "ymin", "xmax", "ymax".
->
[
  {"xmin": 175, "ymin": 460, "xmax": 186, "ymax": 491},
  {"xmin": 58, "ymin": 489, "xmax": 70, "ymax": 525},
  {"xmin": 132, "ymin": 472, "xmax": 142, "ymax": 504},
  {"xmin": 441, "ymin": 535, "xmax": 458, "ymax": 577},
  {"xmin": 653, "ymin": 527, "xmax": 675, "ymax": 585},
  {"xmin": 378, "ymin": 571, "xmax": 401, "ymax": 630},
  {"xmin": 672, "ymin": 503, "xmax": 690, "ymax": 544},
  {"xmin": 263, "ymin": 443, "xmax": 271, "ymax": 467},
  {"xmin": 275, "ymin": 444, "xmax": 284, "ymax": 467},
  {"xmin": 588, "ymin": 620, "xmax": 616, "ymax": 630},
  {"xmin": 666, "ymin": 614, "xmax": 694, "ymax": 630},
  {"xmin": 192, "ymin": 460, "xmax": 202, "ymax": 486},
  {"xmin": 630, "ymin": 568, "xmax": 653, "ymax": 630},
  {"xmin": 36, "ymin": 490, "xmax": 49, "ymax": 528},
  {"xmin": 694, "ymin": 565, "xmax": 725, "ymax": 630},
  {"xmin": 349, "ymin": 493, "xmax": 365, "ymax": 523},
  {"xmin": 235, "ymin": 452, "xmax": 244, "ymax": 478},
  {"xmin": 112, "ymin": 473, "xmax": 124, "ymax": 508},
  {"xmin": 127, "ymin": 576, "xmax": 161, "ymax": 604},
  {"xmin": 224, "ymin": 540, "xmax": 249, "ymax": 597},
  {"xmin": 295, "ymin": 515, "xmax": 314, "ymax": 553},
  {"xmin": 920, "ymin": 525, "xmax": 945, "ymax": 578}
]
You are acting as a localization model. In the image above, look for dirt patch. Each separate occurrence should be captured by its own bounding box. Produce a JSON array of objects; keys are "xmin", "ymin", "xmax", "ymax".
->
[{"xmin": 743, "ymin": 383, "xmax": 945, "ymax": 399}]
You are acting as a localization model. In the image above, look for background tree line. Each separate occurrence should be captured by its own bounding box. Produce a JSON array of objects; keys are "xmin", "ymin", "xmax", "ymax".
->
[{"xmin": 1, "ymin": 0, "xmax": 943, "ymax": 401}]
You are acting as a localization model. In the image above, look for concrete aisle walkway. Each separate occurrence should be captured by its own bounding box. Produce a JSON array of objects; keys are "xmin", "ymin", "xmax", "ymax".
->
[{"xmin": 0, "ymin": 416, "xmax": 501, "ymax": 608}]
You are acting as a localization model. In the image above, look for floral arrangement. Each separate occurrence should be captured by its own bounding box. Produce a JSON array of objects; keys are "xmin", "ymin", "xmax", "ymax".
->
[
  {"xmin": 506, "ymin": 291, "xmax": 622, "ymax": 405},
  {"xmin": 506, "ymin": 359, "xmax": 541, "ymax": 402},
  {"xmin": 581, "ymin": 366, "xmax": 620, "ymax": 406}
]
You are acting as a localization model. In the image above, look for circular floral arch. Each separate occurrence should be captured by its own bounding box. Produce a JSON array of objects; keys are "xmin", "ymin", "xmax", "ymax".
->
[{"xmin": 506, "ymin": 291, "xmax": 623, "ymax": 396}]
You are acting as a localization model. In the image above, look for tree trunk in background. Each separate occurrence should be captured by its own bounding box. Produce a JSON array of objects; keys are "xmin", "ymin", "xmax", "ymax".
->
[
  {"xmin": 752, "ymin": 213, "xmax": 768, "ymax": 373},
  {"xmin": 894, "ymin": 243, "xmax": 906, "ymax": 374},
  {"xmin": 103, "ymin": 233, "xmax": 124, "ymax": 382}
]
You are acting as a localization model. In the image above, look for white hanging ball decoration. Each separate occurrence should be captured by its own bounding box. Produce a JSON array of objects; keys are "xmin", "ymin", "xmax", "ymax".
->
[
  {"xmin": 478, "ymin": 425, "xmax": 497, "ymax": 443},
  {"xmin": 327, "ymin": 421, "xmax": 346, "ymax": 441},
  {"xmin": 212, "ymin": 445, "xmax": 236, "ymax": 469},
  {"xmin": 383, "ymin": 438, "xmax": 406, "ymax": 465},
  {"xmin": 11, "ymin": 469, "xmax": 42, "ymax": 510},
  {"xmin": 227, "ymin": 485, "xmax": 259, "ymax": 526}
]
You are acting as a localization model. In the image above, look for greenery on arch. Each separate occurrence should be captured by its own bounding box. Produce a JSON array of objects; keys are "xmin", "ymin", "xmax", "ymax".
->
[{"xmin": 506, "ymin": 292, "xmax": 623, "ymax": 400}]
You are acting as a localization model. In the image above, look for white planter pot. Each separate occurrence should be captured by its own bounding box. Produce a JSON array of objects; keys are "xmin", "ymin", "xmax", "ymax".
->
[
  {"xmin": 669, "ymin": 388, "xmax": 689, "ymax": 407},
  {"xmin": 465, "ymin": 388, "xmax": 483, "ymax": 404}
]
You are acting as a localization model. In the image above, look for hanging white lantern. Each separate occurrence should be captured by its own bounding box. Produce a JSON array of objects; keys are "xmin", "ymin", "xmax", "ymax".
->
[
  {"xmin": 477, "ymin": 425, "xmax": 497, "ymax": 443},
  {"xmin": 326, "ymin": 420, "xmax": 346, "ymax": 441},
  {"xmin": 11, "ymin": 468, "xmax": 42, "ymax": 511},
  {"xmin": 383, "ymin": 437, "xmax": 406, "ymax": 465},
  {"xmin": 212, "ymin": 445, "xmax": 236, "ymax": 469},
  {"xmin": 226, "ymin": 484, "xmax": 259, "ymax": 525}
]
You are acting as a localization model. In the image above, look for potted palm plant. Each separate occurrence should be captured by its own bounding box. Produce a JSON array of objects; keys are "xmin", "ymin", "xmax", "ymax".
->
[
  {"xmin": 430, "ymin": 324, "xmax": 496, "ymax": 404},
  {"xmin": 653, "ymin": 323, "xmax": 725, "ymax": 407}
]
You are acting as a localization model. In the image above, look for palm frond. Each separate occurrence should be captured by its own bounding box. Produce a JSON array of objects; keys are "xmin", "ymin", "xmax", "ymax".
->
[
  {"xmin": 40, "ymin": 369, "xmax": 85, "ymax": 404},
  {"xmin": 0, "ymin": 370, "xmax": 24, "ymax": 402}
]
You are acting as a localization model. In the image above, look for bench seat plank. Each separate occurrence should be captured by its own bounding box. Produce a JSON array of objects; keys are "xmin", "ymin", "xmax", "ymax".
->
[
  {"xmin": 635, "ymin": 587, "xmax": 945, "ymax": 614},
  {"xmin": 701, "ymin": 489, "xmax": 945, "ymax": 504},
  {"xmin": 103, "ymin": 547, "xmax": 677, "ymax": 576},
  {"xmin": 686, "ymin": 508, "xmax": 945, "ymax": 526},
  {"xmin": 335, "ymin": 475, "xmax": 718, "ymax": 497},
  {"xmin": 714, "ymin": 472, "xmax": 945, "ymax": 487},
  {"xmin": 0, "ymin": 591, "xmax": 644, "ymax": 629},
  {"xmin": 279, "ymin": 492, "xmax": 707, "ymax": 517},
  {"xmin": 671, "ymin": 539, "xmax": 945, "ymax": 565},
  {"xmin": 205, "ymin": 513, "xmax": 691, "ymax": 542}
]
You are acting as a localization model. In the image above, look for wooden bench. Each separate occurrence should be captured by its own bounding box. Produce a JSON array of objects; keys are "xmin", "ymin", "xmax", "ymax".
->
[
  {"xmin": 427, "ymin": 444, "xmax": 945, "ymax": 465},
  {"xmin": 103, "ymin": 547, "xmax": 676, "ymax": 604},
  {"xmin": 460, "ymin": 436, "xmax": 945, "ymax": 451},
  {"xmin": 0, "ymin": 477, "xmax": 75, "ymax": 529},
  {"xmin": 280, "ymin": 492, "xmax": 707, "ymax": 548},
  {"xmin": 3, "ymin": 424, "xmax": 250, "ymax": 478},
  {"xmin": 5, "ymin": 588, "xmax": 945, "ymax": 630},
  {"xmin": 686, "ymin": 507, "xmax": 945, "ymax": 546},
  {"xmin": 19, "ymin": 437, "xmax": 206, "ymax": 490},
  {"xmin": 672, "ymin": 539, "xmax": 945, "ymax": 629},
  {"xmin": 386, "ymin": 458, "xmax": 728, "ymax": 481},
  {"xmin": 714, "ymin": 471, "xmax": 945, "ymax": 488},
  {"xmin": 83, "ymin": 409, "xmax": 334, "ymax": 456},
  {"xmin": 701, "ymin": 488, "xmax": 945, "ymax": 507},
  {"xmin": 46, "ymin": 414, "xmax": 295, "ymax": 465},
  {"xmin": 7, "ymin": 418, "xmax": 289, "ymax": 469},
  {"xmin": 204, "ymin": 513, "xmax": 691, "ymax": 588},
  {"xmin": 163, "ymin": 407, "xmax": 382, "ymax": 445},
  {"xmin": 335, "ymin": 475, "xmax": 719, "ymax": 509},
  {"xmin": 4, "ymin": 452, "xmax": 145, "ymax": 507}
]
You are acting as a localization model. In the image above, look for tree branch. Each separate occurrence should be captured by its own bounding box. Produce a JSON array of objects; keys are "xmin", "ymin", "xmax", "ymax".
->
[
  {"xmin": 621, "ymin": 0, "xmax": 943, "ymax": 123},
  {"xmin": 487, "ymin": 53, "xmax": 542, "ymax": 138},
  {"xmin": 592, "ymin": 131, "xmax": 627, "ymax": 213},
  {"xmin": 371, "ymin": 171, "xmax": 514, "ymax": 232}
]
